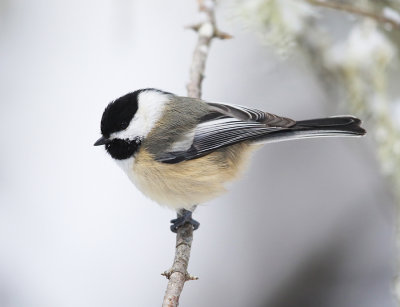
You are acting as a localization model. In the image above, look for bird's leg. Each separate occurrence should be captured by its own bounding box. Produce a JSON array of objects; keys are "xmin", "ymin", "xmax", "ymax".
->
[{"xmin": 170, "ymin": 207, "xmax": 200, "ymax": 233}]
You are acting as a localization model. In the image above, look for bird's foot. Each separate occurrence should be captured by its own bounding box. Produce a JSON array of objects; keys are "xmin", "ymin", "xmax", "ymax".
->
[{"xmin": 170, "ymin": 209, "xmax": 200, "ymax": 233}]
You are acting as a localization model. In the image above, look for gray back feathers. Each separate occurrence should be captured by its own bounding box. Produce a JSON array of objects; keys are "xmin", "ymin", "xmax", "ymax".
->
[{"xmin": 144, "ymin": 96, "xmax": 210, "ymax": 155}]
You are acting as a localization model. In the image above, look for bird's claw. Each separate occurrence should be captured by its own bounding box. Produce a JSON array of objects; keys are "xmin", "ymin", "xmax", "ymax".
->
[{"xmin": 170, "ymin": 209, "xmax": 200, "ymax": 233}]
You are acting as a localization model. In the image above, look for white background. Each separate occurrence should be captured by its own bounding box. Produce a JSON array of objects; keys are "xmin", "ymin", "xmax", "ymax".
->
[{"xmin": 0, "ymin": 1, "xmax": 395, "ymax": 306}]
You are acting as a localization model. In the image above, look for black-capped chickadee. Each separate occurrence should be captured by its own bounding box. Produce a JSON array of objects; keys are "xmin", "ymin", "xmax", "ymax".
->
[{"xmin": 94, "ymin": 88, "xmax": 366, "ymax": 232}]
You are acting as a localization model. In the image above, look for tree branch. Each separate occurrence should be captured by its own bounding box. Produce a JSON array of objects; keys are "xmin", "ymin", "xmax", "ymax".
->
[
  {"xmin": 162, "ymin": 1, "xmax": 230, "ymax": 306},
  {"xmin": 305, "ymin": 0, "xmax": 400, "ymax": 30},
  {"xmin": 186, "ymin": 0, "xmax": 231, "ymax": 99},
  {"xmin": 161, "ymin": 225, "xmax": 197, "ymax": 307}
]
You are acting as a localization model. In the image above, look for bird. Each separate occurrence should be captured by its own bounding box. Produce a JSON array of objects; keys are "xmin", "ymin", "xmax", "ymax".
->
[{"xmin": 94, "ymin": 88, "xmax": 366, "ymax": 232}]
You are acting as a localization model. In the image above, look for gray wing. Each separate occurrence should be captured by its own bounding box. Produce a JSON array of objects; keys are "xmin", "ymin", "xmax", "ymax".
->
[
  {"xmin": 206, "ymin": 102, "xmax": 295, "ymax": 126},
  {"xmin": 155, "ymin": 101, "xmax": 296, "ymax": 164}
]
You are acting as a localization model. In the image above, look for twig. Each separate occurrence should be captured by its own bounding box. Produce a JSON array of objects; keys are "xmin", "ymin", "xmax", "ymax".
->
[
  {"xmin": 306, "ymin": 0, "xmax": 400, "ymax": 30},
  {"xmin": 186, "ymin": 0, "xmax": 232, "ymax": 99},
  {"xmin": 162, "ymin": 1, "xmax": 230, "ymax": 306},
  {"xmin": 161, "ymin": 225, "xmax": 197, "ymax": 307}
]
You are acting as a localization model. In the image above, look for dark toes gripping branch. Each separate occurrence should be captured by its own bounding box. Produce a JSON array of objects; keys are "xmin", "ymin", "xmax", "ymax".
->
[{"xmin": 170, "ymin": 209, "xmax": 200, "ymax": 233}]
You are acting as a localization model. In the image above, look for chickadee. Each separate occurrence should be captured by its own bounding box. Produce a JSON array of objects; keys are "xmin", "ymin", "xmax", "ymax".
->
[{"xmin": 94, "ymin": 88, "xmax": 366, "ymax": 232}]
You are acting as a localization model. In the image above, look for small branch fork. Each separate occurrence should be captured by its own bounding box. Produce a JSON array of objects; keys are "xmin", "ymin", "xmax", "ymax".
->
[
  {"xmin": 305, "ymin": 0, "xmax": 400, "ymax": 30},
  {"xmin": 186, "ymin": 0, "xmax": 232, "ymax": 99},
  {"xmin": 162, "ymin": 1, "xmax": 231, "ymax": 307},
  {"xmin": 161, "ymin": 226, "xmax": 198, "ymax": 307}
]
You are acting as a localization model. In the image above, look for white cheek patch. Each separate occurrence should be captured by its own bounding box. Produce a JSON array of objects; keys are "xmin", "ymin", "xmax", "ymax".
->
[{"xmin": 110, "ymin": 90, "xmax": 170, "ymax": 140}]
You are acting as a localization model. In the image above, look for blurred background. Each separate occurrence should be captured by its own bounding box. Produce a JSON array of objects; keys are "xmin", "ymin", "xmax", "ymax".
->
[{"xmin": 0, "ymin": 0, "xmax": 399, "ymax": 306}]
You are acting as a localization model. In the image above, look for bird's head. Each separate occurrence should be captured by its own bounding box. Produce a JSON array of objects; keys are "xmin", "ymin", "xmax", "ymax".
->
[{"xmin": 94, "ymin": 88, "xmax": 170, "ymax": 160}]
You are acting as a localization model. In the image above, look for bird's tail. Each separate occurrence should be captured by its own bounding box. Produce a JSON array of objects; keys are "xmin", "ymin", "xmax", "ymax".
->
[{"xmin": 255, "ymin": 116, "xmax": 366, "ymax": 144}]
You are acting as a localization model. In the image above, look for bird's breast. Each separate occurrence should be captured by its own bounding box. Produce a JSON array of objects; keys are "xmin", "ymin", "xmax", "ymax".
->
[{"xmin": 119, "ymin": 143, "xmax": 255, "ymax": 210}]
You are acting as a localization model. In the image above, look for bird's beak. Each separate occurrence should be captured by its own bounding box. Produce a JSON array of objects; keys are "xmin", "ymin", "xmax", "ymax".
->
[{"xmin": 94, "ymin": 136, "xmax": 111, "ymax": 146}]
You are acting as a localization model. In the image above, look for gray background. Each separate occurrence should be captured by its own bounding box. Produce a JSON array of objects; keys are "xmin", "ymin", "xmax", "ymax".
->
[{"xmin": 0, "ymin": 1, "xmax": 396, "ymax": 306}]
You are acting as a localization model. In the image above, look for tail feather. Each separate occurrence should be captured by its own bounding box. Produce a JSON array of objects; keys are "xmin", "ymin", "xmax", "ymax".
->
[
  {"xmin": 255, "ymin": 116, "xmax": 366, "ymax": 144},
  {"xmin": 295, "ymin": 116, "xmax": 366, "ymax": 135}
]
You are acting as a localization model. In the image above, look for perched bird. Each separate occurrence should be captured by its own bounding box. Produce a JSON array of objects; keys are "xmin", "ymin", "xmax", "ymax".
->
[{"xmin": 94, "ymin": 88, "xmax": 366, "ymax": 232}]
